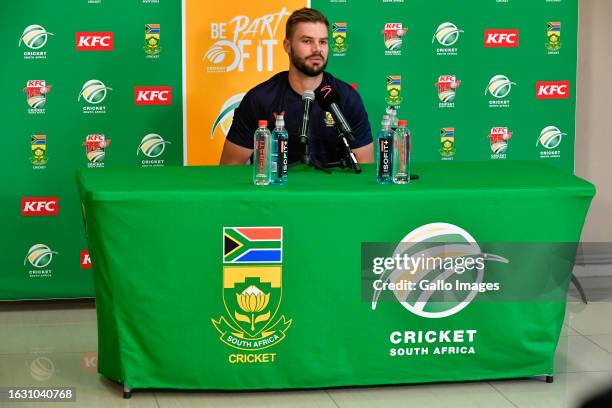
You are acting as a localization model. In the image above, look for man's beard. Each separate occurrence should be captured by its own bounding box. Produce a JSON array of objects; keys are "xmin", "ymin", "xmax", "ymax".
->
[{"xmin": 290, "ymin": 49, "xmax": 327, "ymax": 77}]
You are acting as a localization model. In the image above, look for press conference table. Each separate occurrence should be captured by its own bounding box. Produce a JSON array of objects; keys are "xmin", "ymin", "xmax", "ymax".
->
[{"xmin": 76, "ymin": 161, "xmax": 595, "ymax": 395}]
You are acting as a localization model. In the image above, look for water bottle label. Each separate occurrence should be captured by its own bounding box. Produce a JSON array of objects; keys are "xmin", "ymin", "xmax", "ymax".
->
[
  {"xmin": 278, "ymin": 140, "xmax": 288, "ymax": 178},
  {"xmin": 378, "ymin": 137, "xmax": 393, "ymax": 178},
  {"xmin": 256, "ymin": 138, "xmax": 267, "ymax": 174}
]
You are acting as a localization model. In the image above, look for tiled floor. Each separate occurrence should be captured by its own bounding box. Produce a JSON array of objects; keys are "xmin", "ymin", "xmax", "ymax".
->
[{"xmin": 1, "ymin": 301, "xmax": 612, "ymax": 407}]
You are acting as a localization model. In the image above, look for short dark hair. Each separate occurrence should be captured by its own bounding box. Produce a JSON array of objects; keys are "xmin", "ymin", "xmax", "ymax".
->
[{"xmin": 285, "ymin": 8, "xmax": 329, "ymax": 40}]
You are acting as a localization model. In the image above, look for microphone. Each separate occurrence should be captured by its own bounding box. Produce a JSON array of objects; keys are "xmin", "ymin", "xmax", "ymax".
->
[
  {"xmin": 299, "ymin": 90, "xmax": 315, "ymax": 145},
  {"xmin": 315, "ymin": 84, "xmax": 361, "ymax": 174},
  {"xmin": 315, "ymin": 85, "xmax": 355, "ymax": 143}
]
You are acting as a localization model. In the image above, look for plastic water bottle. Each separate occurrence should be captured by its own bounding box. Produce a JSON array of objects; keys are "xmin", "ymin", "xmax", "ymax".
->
[
  {"xmin": 253, "ymin": 120, "xmax": 272, "ymax": 186},
  {"xmin": 393, "ymin": 120, "xmax": 410, "ymax": 184},
  {"xmin": 375, "ymin": 115, "xmax": 394, "ymax": 184},
  {"xmin": 271, "ymin": 114, "xmax": 288, "ymax": 185}
]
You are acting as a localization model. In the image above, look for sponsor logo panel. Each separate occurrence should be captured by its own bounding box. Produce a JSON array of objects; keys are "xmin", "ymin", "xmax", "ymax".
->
[
  {"xmin": 76, "ymin": 32, "xmax": 114, "ymax": 50},
  {"xmin": 135, "ymin": 86, "xmax": 172, "ymax": 105},
  {"xmin": 22, "ymin": 197, "xmax": 59, "ymax": 216}
]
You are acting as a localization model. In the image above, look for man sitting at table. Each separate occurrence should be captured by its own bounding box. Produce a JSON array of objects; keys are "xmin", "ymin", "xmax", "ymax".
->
[{"xmin": 219, "ymin": 7, "xmax": 373, "ymax": 166}]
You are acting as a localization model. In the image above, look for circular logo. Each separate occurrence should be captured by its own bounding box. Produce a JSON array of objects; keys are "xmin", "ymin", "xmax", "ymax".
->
[
  {"xmin": 24, "ymin": 244, "xmax": 57, "ymax": 268},
  {"xmin": 433, "ymin": 22, "xmax": 463, "ymax": 46},
  {"xmin": 204, "ymin": 40, "xmax": 241, "ymax": 72},
  {"xmin": 138, "ymin": 133, "xmax": 170, "ymax": 158},
  {"xmin": 486, "ymin": 75, "xmax": 516, "ymax": 99},
  {"xmin": 28, "ymin": 94, "xmax": 47, "ymax": 109},
  {"xmin": 373, "ymin": 223, "xmax": 508, "ymax": 319},
  {"xmin": 20, "ymin": 25, "xmax": 53, "ymax": 50},
  {"xmin": 79, "ymin": 80, "xmax": 112, "ymax": 104},
  {"xmin": 439, "ymin": 90, "xmax": 456, "ymax": 103},
  {"xmin": 87, "ymin": 150, "xmax": 105, "ymax": 163},
  {"xmin": 491, "ymin": 142, "xmax": 508, "ymax": 155},
  {"xmin": 386, "ymin": 37, "xmax": 402, "ymax": 51},
  {"xmin": 538, "ymin": 126, "xmax": 565, "ymax": 149},
  {"xmin": 30, "ymin": 357, "xmax": 55, "ymax": 381},
  {"xmin": 206, "ymin": 45, "xmax": 229, "ymax": 64}
]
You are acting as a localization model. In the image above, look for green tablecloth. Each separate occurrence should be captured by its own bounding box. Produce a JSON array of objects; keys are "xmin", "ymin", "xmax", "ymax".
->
[{"xmin": 76, "ymin": 161, "xmax": 595, "ymax": 391}]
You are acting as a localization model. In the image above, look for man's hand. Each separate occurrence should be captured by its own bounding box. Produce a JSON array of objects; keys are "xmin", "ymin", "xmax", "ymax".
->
[
  {"xmin": 353, "ymin": 142, "xmax": 374, "ymax": 164},
  {"xmin": 220, "ymin": 140, "xmax": 253, "ymax": 165}
]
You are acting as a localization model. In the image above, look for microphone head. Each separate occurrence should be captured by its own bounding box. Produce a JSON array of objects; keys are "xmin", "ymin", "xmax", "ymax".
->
[
  {"xmin": 302, "ymin": 90, "xmax": 315, "ymax": 101},
  {"xmin": 315, "ymin": 84, "xmax": 339, "ymax": 109}
]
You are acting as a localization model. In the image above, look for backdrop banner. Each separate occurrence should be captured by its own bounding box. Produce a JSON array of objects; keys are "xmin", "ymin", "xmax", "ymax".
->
[
  {"xmin": 186, "ymin": 0, "xmax": 577, "ymax": 171},
  {"xmin": 0, "ymin": 1, "xmax": 183, "ymax": 300}
]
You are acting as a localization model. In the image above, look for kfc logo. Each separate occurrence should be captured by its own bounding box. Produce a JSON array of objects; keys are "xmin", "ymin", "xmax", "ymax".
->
[
  {"xmin": 80, "ymin": 250, "xmax": 92, "ymax": 269},
  {"xmin": 484, "ymin": 30, "xmax": 519, "ymax": 48},
  {"xmin": 536, "ymin": 81, "xmax": 570, "ymax": 99},
  {"xmin": 26, "ymin": 80, "xmax": 46, "ymax": 88},
  {"xmin": 21, "ymin": 197, "xmax": 59, "ymax": 216},
  {"xmin": 134, "ymin": 86, "xmax": 172, "ymax": 105},
  {"xmin": 76, "ymin": 32, "xmax": 114, "ymax": 50}
]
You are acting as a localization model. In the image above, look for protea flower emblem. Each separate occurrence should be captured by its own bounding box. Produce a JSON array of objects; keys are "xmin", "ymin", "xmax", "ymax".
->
[{"xmin": 236, "ymin": 285, "xmax": 270, "ymax": 331}]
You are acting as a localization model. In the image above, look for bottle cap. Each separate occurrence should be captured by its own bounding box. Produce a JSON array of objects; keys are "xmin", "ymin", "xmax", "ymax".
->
[
  {"xmin": 386, "ymin": 107, "xmax": 398, "ymax": 126},
  {"xmin": 275, "ymin": 114, "xmax": 285, "ymax": 127},
  {"xmin": 381, "ymin": 115, "xmax": 390, "ymax": 127},
  {"xmin": 398, "ymin": 120, "xmax": 407, "ymax": 127},
  {"xmin": 258, "ymin": 120, "xmax": 268, "ymax": 127}
]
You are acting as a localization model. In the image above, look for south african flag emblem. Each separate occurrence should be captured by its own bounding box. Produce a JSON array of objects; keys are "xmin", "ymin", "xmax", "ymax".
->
[{"xmin": 223, "ymin": 227, "xmax": 282, "ymax": 264}]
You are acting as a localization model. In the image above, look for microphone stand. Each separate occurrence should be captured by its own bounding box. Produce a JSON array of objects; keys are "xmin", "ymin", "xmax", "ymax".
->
[
  {"xmin": 299, "ymin": 133, "xmax": 311, "ymax": 166},
  {"xmin": 328, "ymin": 131, "xmax": 361, "ymax": 174},
  {"xmin": 289, "ymin": 133, "xmax": 331, "ymax": 174}
]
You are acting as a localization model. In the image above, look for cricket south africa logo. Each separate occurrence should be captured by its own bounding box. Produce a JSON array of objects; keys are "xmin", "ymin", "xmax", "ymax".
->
[
  {"xmin": 371, "ymin": 223, "xmax": 508, "ymax": 319},
  {"xmin": 546, "ymin": 21, "xmax": 561, "ymax": 53},
  {"xmin": 485, "ymin": 75, "xmax": 516, "ymax": 108},
  {"xmin": 212, "ymin": 227, "xmax": 292, "ymax": 360},
  {"xmin": 83, "ymin": 134, "xmax": 110, "ymax": 168},
  {"xmin": 19, "ymin": 25, "xmax": 53, "ymax": 59},
  {"xmin": 488, "ymin": 127, "xmax": 512, "ymax": 159},
  {"xmin": 79, "ymin": 80, "xmax": 112, "ymax": 114},
  {"xmin": 382, "ymin": 23, "xmax": 407, "ymax": 55},
  {"xmin": 24, "ymin": 244, "xmax": 57, "ymax": 268},
  {"xmin": 138, "ymin": 133, "xmax": 170, "ymax": 167},
  {"xmin": 31, "ymin": 135, "xmax": 47, "ymax": 169},
  {"xmin": 385, "ymin": 75, "xmax": 402, "ymax": 107},
  {"xmin": 23, "ymin": 80, "xmax": 51, "ymax": 113},
  {"xmin": 440, "ymin": 128, "xmax": 455, "ymax": 160},
  {"xmin": 433, "ymin": 22, "xmax": 462, "ymax": 56},
  {"xmin": 436, "ymin": 75, "xmax": 461, "ymax": 108},
  {"xmin": 24, "ymin": 244, "xmax": 58, "ymax": 278},
  {"xmin": 144, "ymin": 24, "xmax": 161, "ymax": 56},
  {"xmin": 537, "ymin": 126, "xmax": 565, "ymax": 159},
  {"xmin": 332, "ymin": 22, "xmax": 348, "ymax": 54}
]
